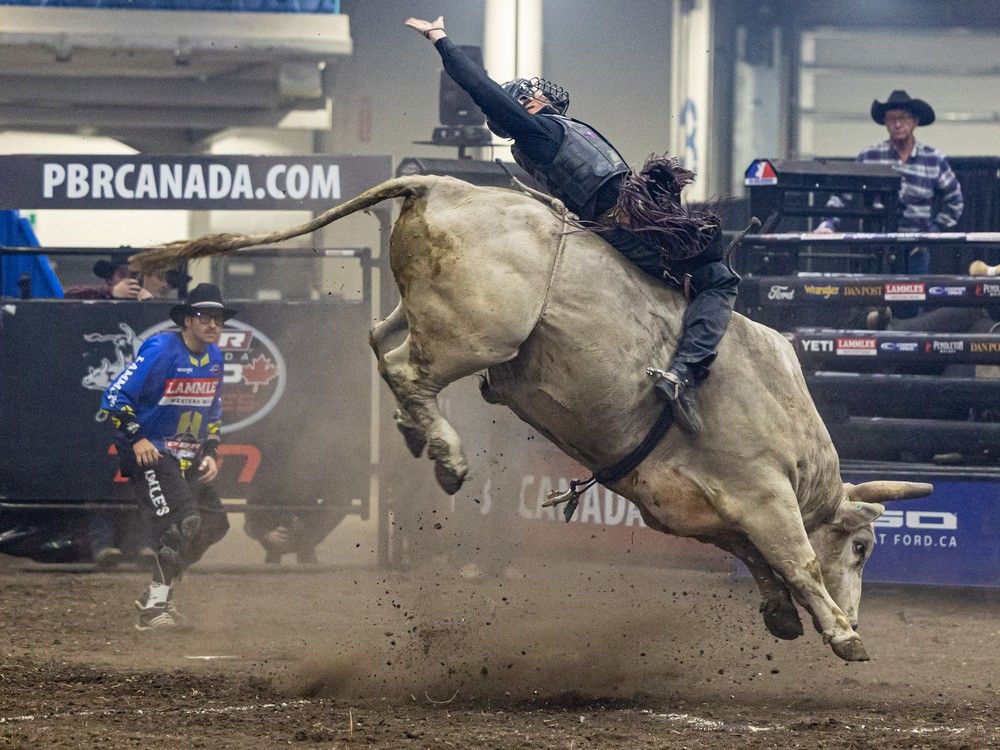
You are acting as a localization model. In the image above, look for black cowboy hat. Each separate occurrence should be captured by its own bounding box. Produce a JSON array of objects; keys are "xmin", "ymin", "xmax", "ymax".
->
[
  {"xmin": 169, "ymin": 283, "xmax": 237, "ymax": 326},
  {"xmin": 871, "ymin": 90, "xmax": 935, "ymax": 126},
  {"xmin": 92, "ymin": 251, "xmax": 132, "ymax": 281}
]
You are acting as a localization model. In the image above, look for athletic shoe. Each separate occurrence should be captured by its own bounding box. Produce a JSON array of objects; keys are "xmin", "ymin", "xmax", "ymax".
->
[
  {"xmin": 164, "ymin": 596, "xmax": 192, "ymax": 631},
  {"xmin": 134, "ymin": 603, "xmax": 177, "ymax": 632},
  {"xmin": 94, "ymin": 546, "xmax": 123, "ymax": 571}
]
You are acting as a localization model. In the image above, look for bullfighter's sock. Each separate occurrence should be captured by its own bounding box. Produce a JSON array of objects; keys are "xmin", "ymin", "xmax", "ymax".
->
[{"xmin": 146, "ymin": 582, "xmax": 171, "ymax": 607}]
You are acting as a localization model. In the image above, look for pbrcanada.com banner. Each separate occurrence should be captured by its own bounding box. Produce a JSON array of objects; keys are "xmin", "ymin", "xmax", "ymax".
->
[{"xmin": 0, "ymin": 155, "xmax": 390, "ymax": 211}]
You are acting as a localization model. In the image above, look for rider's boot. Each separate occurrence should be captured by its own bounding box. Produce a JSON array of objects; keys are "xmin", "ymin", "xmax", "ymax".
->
[{"xmin": 647, "ymin": 363, "xmax": 702, "ymax": 435}]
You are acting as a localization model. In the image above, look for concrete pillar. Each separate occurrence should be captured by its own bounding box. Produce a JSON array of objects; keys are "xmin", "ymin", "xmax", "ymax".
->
[
  {"xmin": 483, "ymin": 0, "xmax": 543, "ymax": 156},
  {"xmin": 670, "ymin": 0, "xmax": 714, "ymax": 200}
]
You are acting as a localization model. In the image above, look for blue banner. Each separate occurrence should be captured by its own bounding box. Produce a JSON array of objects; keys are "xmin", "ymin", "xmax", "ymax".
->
[
  {"xmin": 0, "ymin": 0, "xmax": 339, "ymax": 12},
  {"xmin": 858, "ymin": 476, "xmax": 1000, "ymax": 588}
]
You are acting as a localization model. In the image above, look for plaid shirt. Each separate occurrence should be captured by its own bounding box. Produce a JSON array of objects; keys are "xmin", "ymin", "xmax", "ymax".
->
[{"xmin": 822, "ymin": 140, "xmax": 964, "ymax": 232}]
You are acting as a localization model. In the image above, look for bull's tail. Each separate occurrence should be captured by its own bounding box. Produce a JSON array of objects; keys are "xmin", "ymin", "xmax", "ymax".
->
[{"xmin": 129, "ymin": 175, "xmax": 435, "ymax": 273}]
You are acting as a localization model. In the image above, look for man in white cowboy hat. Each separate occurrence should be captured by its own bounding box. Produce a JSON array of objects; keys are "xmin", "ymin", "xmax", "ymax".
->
[
  {"xmin": 816, "ymin": 90, "xmax": 964, "ymax": 274},
  {"xmin": 101, "ymin": 283, "xmax": 235, "ymax": 631}
]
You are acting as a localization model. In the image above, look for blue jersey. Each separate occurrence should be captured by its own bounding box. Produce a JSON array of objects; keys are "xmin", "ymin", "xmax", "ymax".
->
[{"xmin": 102, "ymin": 332, "xmax": 224, "ymax": 461}]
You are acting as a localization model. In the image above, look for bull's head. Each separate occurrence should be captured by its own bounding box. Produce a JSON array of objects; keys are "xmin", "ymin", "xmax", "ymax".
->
[{"xmin": 809, "ymin": 481, "xmax": 933, "ymax": 629}]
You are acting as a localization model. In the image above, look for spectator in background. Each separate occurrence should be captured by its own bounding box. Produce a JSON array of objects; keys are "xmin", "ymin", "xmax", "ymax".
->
[
  {"xmin": 64, "ymin": 253, "xmax": 143, "ymax": 300},
  {"xmin": 137, "ymin": 269, "xmax": 191, "ymax": 300},
  {"xmin": 244, "ymin": 499, "xmax": 346, "ymax": 565},
  {"xmin": 815, "ymin": 90, "xmax": 964, "ymax": 274}
]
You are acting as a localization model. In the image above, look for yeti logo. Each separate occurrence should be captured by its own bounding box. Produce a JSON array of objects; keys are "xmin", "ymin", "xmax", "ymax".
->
[{"xmin": 81, "ymin": 323, "xmax": 142, "ymax": 422}]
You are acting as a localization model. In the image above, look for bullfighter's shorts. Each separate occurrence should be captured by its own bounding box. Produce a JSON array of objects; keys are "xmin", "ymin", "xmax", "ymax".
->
[{"xmin": 127, "ymin": 455, "xmax": 229, "ymax": 567}]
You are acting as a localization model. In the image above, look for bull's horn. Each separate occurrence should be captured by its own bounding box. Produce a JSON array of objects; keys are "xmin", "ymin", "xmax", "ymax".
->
[{"xmin": 845, "ymin": 481, "xmax": 934, "ymax": 504}]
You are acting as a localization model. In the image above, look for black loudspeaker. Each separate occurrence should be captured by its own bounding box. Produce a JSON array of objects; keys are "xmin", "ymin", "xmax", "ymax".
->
[{"xmin": 439, "ymin": 45, "xmax": 486, "ymax": 126}]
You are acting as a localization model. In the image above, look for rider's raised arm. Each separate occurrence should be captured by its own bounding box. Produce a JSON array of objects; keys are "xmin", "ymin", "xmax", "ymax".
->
[{"xmin": 432, "ymin": 39, "xmax": 562, "ymax": 164}]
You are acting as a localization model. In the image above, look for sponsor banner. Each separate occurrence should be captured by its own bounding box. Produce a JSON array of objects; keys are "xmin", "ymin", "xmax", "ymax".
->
[
  {"xmin": 750, "ymin": 278, "xmax": 1000, "ymax": 308},
  {"xmin": 800, "ymin": 338, "xmax": 834, "ymax": 353},
  {"xmin": 879, "ymin": 341, "xmax": 920, "ymax": 352},
  {"xmin": 835, "ymin": 337, "xmax": 877, "ymax": 356},
  {"xmin": 851, "ymin": 477, "xmax": 1000, "ymax": 587},
  {"xmin": 884, "ymin": 282, "xmax": 926, "ymax": 301},
  {"xmin": 0, "ymin": 300, "xmax": 371, "ymax": 514},
  {"xmin": 925, "ymin": 339, "xmax": 965, "ymax": 354},
  {"xmin": 927, "ymin": 285, "xmax": 967, "ymax": 298},
  {"xmin": 0, "ymin": 154, "xmax": 391, "ymax": 211},
  {"xmin": 767, "ymin": 284, "xmax": 794, "ymax": 301}
]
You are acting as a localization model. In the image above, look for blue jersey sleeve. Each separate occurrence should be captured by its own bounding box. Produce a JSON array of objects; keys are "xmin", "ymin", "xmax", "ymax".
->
[{"xmin": 101, "ymin": 334, "xmax": 169, "ymax": 442}]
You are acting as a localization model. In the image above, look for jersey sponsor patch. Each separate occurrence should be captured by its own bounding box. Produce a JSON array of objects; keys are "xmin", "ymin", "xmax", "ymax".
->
[{"xmin": 159, "ymin": 377, "xmax": 218, "ymax": 406}]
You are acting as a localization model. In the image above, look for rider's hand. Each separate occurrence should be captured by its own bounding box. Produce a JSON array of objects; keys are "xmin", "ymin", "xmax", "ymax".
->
[
  {"xmin": 812, "ymin": 225, "xmax": 835, "ymax": 235},
  {"xmin": 133, "ymin": 438, "xmax": 161, "ymax": 467},
  {"xmin": 405, "ymin": 16, "xmax": 447, "ymax": 42}
]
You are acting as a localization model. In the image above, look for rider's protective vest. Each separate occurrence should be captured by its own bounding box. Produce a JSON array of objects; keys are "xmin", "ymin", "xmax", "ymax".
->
[{"xmin": 511, "ymin": 115, "xmax": 630, "ymax": 222}]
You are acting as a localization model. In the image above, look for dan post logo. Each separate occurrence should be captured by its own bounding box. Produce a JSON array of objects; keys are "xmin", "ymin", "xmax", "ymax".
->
[{"xmin": 140, "ymin": 320, "xmax": 286, "ymax": 432}]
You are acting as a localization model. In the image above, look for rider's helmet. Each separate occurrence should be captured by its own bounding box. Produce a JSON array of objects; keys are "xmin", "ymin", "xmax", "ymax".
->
[{"xmin": 487, "ymin": 77, "xmax": 570, "ymax": 138}]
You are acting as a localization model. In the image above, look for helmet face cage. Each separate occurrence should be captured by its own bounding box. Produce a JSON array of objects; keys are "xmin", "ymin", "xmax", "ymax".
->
[{"xmin": 502, "ymin": 76, "xmax": 570, "ymax": 115}]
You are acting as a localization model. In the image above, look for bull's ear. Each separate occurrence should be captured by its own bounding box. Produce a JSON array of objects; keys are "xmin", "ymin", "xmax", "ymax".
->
[{"xmin": 833, "ymin": 500, "xmax": 885, "ymax": 532}]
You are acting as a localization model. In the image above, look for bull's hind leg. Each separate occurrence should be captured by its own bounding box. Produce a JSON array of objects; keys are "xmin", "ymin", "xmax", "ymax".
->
[
  {"xmin": 737, "ymin": 487, "xmax": 868, "ymax": 662},
  {"xmin": 370, "ymin": 305, "xmax": 427, "ymax": 458},
  {"xmin": 378, "ymin": 337, "xmax": 470, "ymax": 494}
]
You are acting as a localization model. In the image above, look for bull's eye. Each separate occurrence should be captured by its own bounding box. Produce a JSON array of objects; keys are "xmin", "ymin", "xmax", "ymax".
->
[{"xmin": 853, "ymin": 540, "xmax": 868, "ymax": 558}]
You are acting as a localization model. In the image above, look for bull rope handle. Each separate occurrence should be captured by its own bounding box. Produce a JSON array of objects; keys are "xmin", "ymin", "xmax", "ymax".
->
[{"xmin": 494, "ymin": 158, "xmax": 578, "ymax": 222}]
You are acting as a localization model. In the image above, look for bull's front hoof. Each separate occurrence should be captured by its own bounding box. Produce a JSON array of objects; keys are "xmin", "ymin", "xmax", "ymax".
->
[
  {"xmin": 759, "ymin": 599, "xmax": 804, "ymax": 640},
  {"xmin": 393, "ymin": 411, "xmax": 426, "ymax": 458},
  {"xmin": 830, "ymin": 635, "xmax": 870, "ymax": 662},
  {"xmin": 434, "ymin": 460, "xmax": 466, "ymax": 495}
]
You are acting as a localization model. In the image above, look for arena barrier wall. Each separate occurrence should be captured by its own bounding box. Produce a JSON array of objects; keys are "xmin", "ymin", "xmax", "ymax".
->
[
  {"xmin": 845, "ymin": 465, "xmax": 1000, "ymax": 587},
  {"xmin": 735, "ymin": 235, "xmax": 1000, "ymax": 585},
  {"xmin": 0, "ymin": 297, "xmax": 372, "ymax": 518}
]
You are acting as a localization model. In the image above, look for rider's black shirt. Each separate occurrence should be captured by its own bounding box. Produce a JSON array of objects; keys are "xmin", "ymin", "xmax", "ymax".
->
[{"xmin": 434, "ymin": 37, "xmax": 563, "ymax": 165}]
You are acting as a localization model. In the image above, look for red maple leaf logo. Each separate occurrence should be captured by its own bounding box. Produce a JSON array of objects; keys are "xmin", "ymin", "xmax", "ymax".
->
[{"xmin": 242, "ymin": 354, "xmax": 278, "ymax": 393}]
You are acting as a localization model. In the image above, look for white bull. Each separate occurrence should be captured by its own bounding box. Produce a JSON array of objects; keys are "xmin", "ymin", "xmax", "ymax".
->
[{"xmin": 133, "ymin": 175, "xmax": 933, "ymax": 662}]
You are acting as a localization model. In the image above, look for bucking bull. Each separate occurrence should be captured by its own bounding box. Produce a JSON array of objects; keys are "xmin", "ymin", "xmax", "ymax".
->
[{"xmin": 134, "ymin": 174, "xmax": 933, "ymax": 662}]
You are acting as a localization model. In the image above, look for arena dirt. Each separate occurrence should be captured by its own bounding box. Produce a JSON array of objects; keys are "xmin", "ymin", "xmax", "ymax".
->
[{"xmin": 1, "ymin": 553, "xmax": 997, "ymax": 749}]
